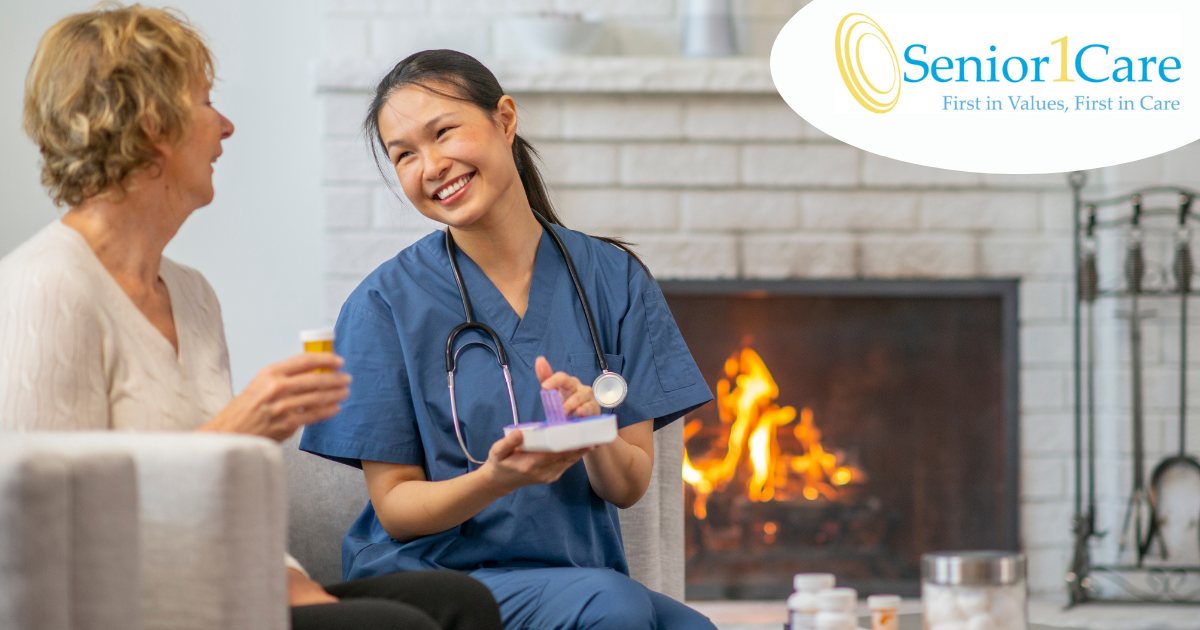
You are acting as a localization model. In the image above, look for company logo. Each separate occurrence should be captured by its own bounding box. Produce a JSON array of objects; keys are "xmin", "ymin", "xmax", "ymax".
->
[
  {"xmin": 771, "ymin": 0, "xmax": 1193, "ymax": 173},
  {"xmin": 835, "ymin": 13, "xmax": 901, "ymax": 113}
]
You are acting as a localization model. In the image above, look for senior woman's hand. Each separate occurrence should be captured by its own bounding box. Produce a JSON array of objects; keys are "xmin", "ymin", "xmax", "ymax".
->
[{"xmin": 200, "ymin": 353, "xmax": 351, "ymax": 442}]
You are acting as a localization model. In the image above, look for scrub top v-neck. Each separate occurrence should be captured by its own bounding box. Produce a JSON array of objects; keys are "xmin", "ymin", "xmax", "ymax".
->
[{"xmin": 300, "ymin": 223, "xmax": 712, "ymax": 579}]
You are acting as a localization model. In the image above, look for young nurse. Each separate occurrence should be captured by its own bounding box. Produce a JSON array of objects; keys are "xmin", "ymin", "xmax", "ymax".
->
[{"xmin": 299, "ymin": 50, "xmax": 716, "ymax": 630}]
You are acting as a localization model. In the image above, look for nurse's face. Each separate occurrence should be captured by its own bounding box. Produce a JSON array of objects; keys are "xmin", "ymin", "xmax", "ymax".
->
[{"xmin": 377, "ymin": 83, "xmax": 522, "ymax": 229}]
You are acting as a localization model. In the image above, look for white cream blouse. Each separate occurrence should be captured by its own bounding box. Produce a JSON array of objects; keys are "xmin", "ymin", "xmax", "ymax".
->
[{"xmin": 0, "ymin": 221, "xmax": 233, "ymax": 431}]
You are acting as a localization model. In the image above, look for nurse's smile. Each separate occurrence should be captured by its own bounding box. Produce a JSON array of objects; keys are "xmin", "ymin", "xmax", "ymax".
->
[{"xmin": 433, "ymin": 172, "xmax": 475, "ymax": 206}]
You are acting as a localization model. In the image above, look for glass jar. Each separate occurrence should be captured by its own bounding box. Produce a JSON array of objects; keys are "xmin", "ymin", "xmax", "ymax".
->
[{"xmin": 921, "ymin": 552, "xmax": 1026, "ymax": 630}]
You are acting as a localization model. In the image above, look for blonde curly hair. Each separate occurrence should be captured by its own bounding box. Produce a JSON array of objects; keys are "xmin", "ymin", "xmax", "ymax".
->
[{"xmin": 23, "ymin": 3, "xmax": 215, "ymax": 207}]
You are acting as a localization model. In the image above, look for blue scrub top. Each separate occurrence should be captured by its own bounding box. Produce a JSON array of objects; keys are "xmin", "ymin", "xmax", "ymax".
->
[{"xmin": 300, "ymin": 224, "xmax": 712, "ymax": 581}]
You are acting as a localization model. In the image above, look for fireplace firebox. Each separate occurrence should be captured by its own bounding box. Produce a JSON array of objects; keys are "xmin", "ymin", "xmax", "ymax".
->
[{"xmin": 661, "ymin": 280, "xmax": 1020, "ymax": 600}]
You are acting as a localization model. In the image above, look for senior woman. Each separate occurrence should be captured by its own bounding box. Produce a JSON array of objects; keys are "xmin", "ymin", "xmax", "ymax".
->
[{"xmin": 0, "ymin": 5, "xmax": 501, "ymax": 630}]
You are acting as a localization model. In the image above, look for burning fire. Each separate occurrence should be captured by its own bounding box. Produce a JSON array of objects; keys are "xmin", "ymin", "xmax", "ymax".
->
[{"xmin": 682, "ymin": 348, "xmax": 865, "ymax": 519}]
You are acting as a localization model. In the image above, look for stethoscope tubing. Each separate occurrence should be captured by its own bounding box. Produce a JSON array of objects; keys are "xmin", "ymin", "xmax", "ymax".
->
[
  {"xmin": 448, "ymin": 360, "xmax": 519, "ymax": 466},
  {"xmin": 533, "ymin": 212, "xmax": 611, "ymax": 374}
]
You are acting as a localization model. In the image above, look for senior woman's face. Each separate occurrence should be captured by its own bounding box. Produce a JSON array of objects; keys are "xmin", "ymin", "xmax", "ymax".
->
[{"xmin": 162, "ymin": 82, "xmax": 234, "ymax": 209}]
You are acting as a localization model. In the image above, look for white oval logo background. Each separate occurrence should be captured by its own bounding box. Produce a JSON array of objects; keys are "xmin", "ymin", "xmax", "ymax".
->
[{"xmin": 771, "ymin": 0, "xmax": 1197, "ymax": 174}]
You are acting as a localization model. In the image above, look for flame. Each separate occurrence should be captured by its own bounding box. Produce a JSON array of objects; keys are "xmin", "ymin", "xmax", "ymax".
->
[
  {"xmin": 682, "ymin": 348, "xmax": 865, "ymax": 519},
  {"xmin": 681, "ymin": 421, "xmax": 712, "ymax": 519},
  {"xmin": 788, "ymin": 408, "xmax": 859, "ymax": 501}
]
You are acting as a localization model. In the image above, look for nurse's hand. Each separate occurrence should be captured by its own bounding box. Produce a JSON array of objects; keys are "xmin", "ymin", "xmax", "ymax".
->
[
  {"xmin": 200, "ymin": 353, "xmax": 351, "ymax": 442},
  {"xmin": 481, "ymin": 430, "xmax": 592, "ymax": 492},
  {"xmin": 534, "ymin": 359, "xmax": 654, "ymax": 509},
  {"xmin": 534, "ymin": 357, "xmax": 601, "ymax": 417}
]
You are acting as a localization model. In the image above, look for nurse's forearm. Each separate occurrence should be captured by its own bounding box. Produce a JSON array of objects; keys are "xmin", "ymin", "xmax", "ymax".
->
[
  {"xmin": 583, "ymin": 421, "xmax": 654, "ymax": 509},
  {"xmin": 366, "ymin": 431, "xmax": 596, "ymax": 540},
  {"xmin": 363, "ymin": 462, "xmax": 507, "ymax": 542}
]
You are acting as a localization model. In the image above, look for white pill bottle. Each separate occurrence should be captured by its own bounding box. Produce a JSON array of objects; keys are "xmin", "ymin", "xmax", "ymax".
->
[
  {"xmin": 921, "ymin": 552, "xmax": 1027, "ymax": 630},
  {"xmin": 787, "ymin": 573, "xmax": 836, "ymax": 630},
  {"xmin": 814, "ymin": 587, "xmax": 858, "ymax": 630}
]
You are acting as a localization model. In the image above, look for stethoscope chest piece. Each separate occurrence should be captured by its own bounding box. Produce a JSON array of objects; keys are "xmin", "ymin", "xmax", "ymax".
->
[{"xmin": 593, "ymin": 370, "xmax": 628, "ymax": 409}]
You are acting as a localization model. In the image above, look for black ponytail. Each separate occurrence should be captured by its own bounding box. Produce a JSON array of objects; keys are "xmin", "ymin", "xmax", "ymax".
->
[{"xmin": 363, "ymin": 49, "xmax": 648, "ymax": 274}]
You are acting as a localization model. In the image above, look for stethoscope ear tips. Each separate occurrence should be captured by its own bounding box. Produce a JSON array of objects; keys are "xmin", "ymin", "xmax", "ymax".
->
[{"xmin": 592, "ymin": 371, "xmax": 628, "ymax": 409}]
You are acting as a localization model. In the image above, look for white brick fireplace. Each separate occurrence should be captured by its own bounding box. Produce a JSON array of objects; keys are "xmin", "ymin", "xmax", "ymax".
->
[{"xmin": 316, "ymin": 0, "xmax": 1200, "ymax": 599}]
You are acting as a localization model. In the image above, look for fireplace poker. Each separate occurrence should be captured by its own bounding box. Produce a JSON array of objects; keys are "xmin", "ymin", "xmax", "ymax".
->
[
  {"xmin": 1071, "ymin": 204, "xmax": 1101, "ymax": 595},
  {"xmin": 1069, "ymin": 173, "xmax": 1091, "ymax": 605},
  {"xmin": 1081, "ymin": 205, "xmax": 1099, "ymax": 534},
  {"xmin": 1134, "ymin": 194, "xmax": 1189, "ymax": 561},
  {"xmin": 1117, "ymin": 195, "xmax": 1154, "ymax": 566},
  {"xmin": 1174, "ymin": 194, "xmax": 1194, "ymax": 462}
]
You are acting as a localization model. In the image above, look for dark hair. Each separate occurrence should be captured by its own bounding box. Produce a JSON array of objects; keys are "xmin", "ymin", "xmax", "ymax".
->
[{"xmin": 364, "ymin": 49, "xmax": 647, "ymax": 273}]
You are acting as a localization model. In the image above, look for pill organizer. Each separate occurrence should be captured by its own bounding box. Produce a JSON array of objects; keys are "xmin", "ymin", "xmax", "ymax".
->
[{"xmin": 501, "ymin": 389, "xmax": 618, "ymax": 452}]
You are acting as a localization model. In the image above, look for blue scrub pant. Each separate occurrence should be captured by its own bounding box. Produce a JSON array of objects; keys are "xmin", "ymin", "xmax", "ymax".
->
[{"xmin": 470, "ymin": 567, "xmax": 716, "ymax": 630}]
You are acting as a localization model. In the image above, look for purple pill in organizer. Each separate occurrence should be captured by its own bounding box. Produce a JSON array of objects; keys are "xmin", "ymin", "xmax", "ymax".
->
[
  {"xmin": 507, "ymin": 389, "xmax": 619, "ymax": 452},
  {"xmin": 540, "ymin": 388, "xmax": 568, "ymax": 423}
]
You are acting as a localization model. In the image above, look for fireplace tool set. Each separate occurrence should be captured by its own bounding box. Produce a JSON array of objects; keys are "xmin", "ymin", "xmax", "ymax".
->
[{"xmin": 1068, "ymin": 172, "xmax": 1200, "ymax": 605}]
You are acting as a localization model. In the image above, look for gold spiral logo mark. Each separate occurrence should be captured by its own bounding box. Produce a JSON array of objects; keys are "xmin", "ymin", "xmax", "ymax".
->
[{"xmin": 835, "ymin": 13, "xmax": 901, "ymax": 114}]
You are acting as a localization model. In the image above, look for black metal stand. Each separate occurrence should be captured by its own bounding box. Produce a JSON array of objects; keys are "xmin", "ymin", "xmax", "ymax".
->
[{"xmin": 1068, "ymin": 172, "xmax": 1200, "ymax": 605}]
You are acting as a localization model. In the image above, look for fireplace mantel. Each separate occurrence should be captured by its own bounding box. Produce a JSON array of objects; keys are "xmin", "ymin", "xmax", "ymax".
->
[{"xmin": 314, "ymin": 56, "xmax": 776, "ymax": 94}]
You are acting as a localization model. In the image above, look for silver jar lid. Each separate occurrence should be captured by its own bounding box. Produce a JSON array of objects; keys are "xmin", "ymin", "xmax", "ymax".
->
[{"xmin": 921, "ymin": 551, "xmax": 1026, "ymax": 586}]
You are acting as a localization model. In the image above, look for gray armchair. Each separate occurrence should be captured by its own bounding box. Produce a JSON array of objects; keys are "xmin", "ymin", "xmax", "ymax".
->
[
  {"xmin": 0, "ymin": 437, "xmax": 138, "ymax": 630},
  {"xmin": 282, "ymin": 420, "xmax": 685, "ymax": 599},
  {"xmin": 0, "ymin": 432, "xmax": 287, "ymax": 630}
]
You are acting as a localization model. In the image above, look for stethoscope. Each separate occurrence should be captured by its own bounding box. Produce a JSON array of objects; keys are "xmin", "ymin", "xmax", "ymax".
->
[{"xmin": 445, "ymin": 211, "xmax": 628, "ymax": 465}]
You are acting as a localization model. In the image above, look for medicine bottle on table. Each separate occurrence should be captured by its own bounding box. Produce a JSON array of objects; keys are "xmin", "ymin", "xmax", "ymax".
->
[
  {"xmin": 814, "ymin": 587, "xmax": 858, "ymax": 630},
  {"xmin": 787, "ymin": 573, "xmax": 835, "ymax": 630},
  {"xmin": 867, "ymin": 595, "xmax": 900, "ymax": 630}
]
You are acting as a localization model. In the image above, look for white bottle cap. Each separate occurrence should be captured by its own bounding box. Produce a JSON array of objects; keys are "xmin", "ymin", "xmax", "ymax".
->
[
  {"xmin": 817, "ymin": 587, "xmax": 858, "ymax": 613},
  {"xmin": 868, "ymin": 594, "xmax": 901, "ymax": 610},
  {"xmin": 794, "ymin": 573, "xmax": 837, "ymax": 592},
  {"xmin": 815, "ymin": 611, "xmax": 857, "ymax": 630},
  {"xmin": 787, "ymin": 590, "xmax": 820, "ymax": 612},
  {"xmin": 299, "ymin": 327, "xmax": 335, "ymax": 343}
]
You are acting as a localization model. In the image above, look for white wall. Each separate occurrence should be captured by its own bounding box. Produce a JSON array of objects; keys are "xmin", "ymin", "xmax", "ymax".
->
[
  {"xmin": 0, "ymin": 0, "xmax": 325, "ymax": 390},
  {"xmin": 319, "ymin": 0, "xmax": 808, "ymax": 61}
]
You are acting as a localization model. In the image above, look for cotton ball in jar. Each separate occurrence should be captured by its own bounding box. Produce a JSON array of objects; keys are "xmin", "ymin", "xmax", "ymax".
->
[
  {"xmin": 924, "ymin": 586, "xmax": 962, "ymax": 625},
  {"xmin": 989, "ymin": 589, "xmax": 1023, "ymax": 627},
  {"xmin": 931, "ymin": 622, "xmax": 967, "ymax": 630},
  {"xmin": 955, "ymin": 589, "xmax": 990, "ymax": 618},
  {"xmin": 965, "ymin": 613, "xmax": 997, "ymax": 630}
]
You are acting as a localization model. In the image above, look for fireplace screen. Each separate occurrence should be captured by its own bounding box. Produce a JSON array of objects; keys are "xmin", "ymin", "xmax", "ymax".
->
[{"xmin": 662, "ymin": 280, "xmax": 1019, "ymax": 599}]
